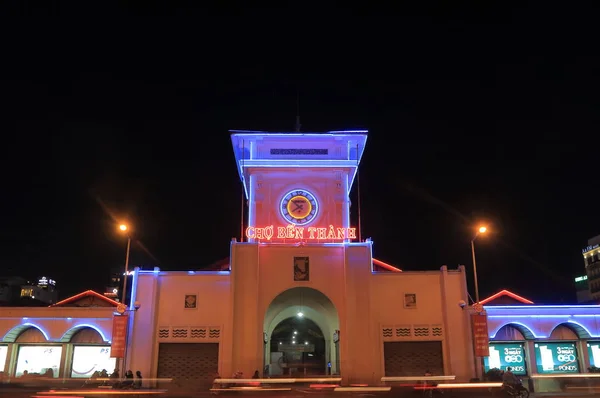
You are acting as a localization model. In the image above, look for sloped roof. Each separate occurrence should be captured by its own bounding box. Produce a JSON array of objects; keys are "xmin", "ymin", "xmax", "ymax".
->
[
  {"xmin": 372, "ymin": 258, "xmax": 402, "ymax": 272},
  {"xmin": 480, "ymin": 289, "xmax": 534, "ymax": 305},
  {"xmin": 50, "ymin": 290, "xmax": 120, "ymax": 307}
]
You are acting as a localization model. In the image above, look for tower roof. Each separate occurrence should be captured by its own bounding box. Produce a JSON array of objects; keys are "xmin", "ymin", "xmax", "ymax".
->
[{"xmin": 230, "ymin": 130, "xmax": 368, "ymax": 198}]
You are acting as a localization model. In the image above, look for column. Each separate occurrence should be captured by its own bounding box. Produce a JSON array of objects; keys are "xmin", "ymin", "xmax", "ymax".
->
[
  {"xmin": 343, "ymin": 244, "xmax": 376, "ymax": 385},
  {"xmin": 230, "ymin": 242, "xmax": 261, "ymax": 377}
]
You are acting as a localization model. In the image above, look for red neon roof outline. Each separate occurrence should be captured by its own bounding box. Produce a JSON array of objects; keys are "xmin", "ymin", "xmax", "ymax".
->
[
  {"xmin": 479, "ymin": 289, "xmax": 534, "ymax": 305},
  {"xmin": 50, "ymin": 290, "xmax": 121, "ymax": 307},
  {"xmin": 372, "ymin": 258, "xmax": 402, "ymax": 272}
]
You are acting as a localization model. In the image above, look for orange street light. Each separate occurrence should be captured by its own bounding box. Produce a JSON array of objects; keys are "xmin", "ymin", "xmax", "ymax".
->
[
  {"xmin": 117, "ymin": 222, "xmax": 132, "ymax": 374},
  {"xmin": 471, "ymin": 225, "xmax": 489, "ymax": 305}
]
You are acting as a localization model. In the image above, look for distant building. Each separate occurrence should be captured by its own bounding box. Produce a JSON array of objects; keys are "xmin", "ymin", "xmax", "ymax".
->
[
  {"xmin": 0, "ymin": 277, "xmax": 28, "ymax": 305},
  {"xmin": 0, "ymin": 276, "xmax": 58, "ymax": 306},
  {"xmin": 575, "ymin": 275, "xmax": 591, "ymax": 303},
  {"xmin": 582, "ymin": 235, "xmax": 600, "ymax": 301},
  {"xmin": 102, "ymin": 273, "xmax": 122, "ymax": 300}
]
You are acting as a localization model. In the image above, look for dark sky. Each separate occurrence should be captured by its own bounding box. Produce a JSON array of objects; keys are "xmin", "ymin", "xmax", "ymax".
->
[{"xmin": 2, "ymin": 5, "xmax": 599, "ymax": 303}]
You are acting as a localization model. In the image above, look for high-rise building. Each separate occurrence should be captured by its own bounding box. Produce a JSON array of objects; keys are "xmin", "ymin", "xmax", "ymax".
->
[
  {"xmin": 582, "ymin": 235, "xmax": 600, "ymax": 301},
  {"xmin": 575, "ymin": 275, "xmax": 591, "ymax": 303},
  {"xmin": 0, "ymin": 276, "xmax": 58, "ymax": 306}
]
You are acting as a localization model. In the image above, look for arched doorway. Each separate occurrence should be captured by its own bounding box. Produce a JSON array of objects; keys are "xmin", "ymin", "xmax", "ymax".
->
[
  {"xmin": 270, "ymin": 316, "xmax": 325, "ymax": 376},
  {"xmin": 263, "ymin": 287, "xmax": 339, "ymax": 377}
]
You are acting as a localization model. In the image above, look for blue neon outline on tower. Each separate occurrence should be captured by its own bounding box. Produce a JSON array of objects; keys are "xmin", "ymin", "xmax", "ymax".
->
[{"xmin": 280, "ymin": 189, "xmax": 319, "ymax": 225}]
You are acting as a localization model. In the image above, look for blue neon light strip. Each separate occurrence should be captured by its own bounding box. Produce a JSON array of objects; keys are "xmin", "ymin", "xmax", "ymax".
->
[
  {"xmin": 486, "ymin": 305, "xmax": 600, "ymax": 309},
  {"xmin": 489, "ymin": 318, "xmax": 600, "ymax": 339},
  {"xmin": 240, "ymin": 160, "xmax": 361, "ymax": 167},
  {"xmin": 2, "ymin": 322, "xmax": 111, "ymax": 342},
  {"xmin": 488, "ymin": 315, "xmax": 573, "ymax": 318},
  {"xmin": 137, "ymin": 270, "xmax": 230, "ymax": 275},
  {"xmin": 229, "ymin": 130, "xmax": 367, "ymax": 135}
]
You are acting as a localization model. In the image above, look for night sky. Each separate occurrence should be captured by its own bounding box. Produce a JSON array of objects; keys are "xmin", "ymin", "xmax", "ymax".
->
[{"xmin": 2, "ymin": 6, "xmax": 599, "ymax": 303}]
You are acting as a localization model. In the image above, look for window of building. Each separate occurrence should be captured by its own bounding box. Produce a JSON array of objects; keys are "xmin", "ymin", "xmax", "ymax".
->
[{"xmin": 20, "ymin": 288, "xmax": 33, "ymax": 297}]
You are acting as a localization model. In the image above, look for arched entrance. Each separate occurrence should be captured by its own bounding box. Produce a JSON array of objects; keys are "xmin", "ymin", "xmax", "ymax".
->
[{"xmin": 263, "ymin": 287, "xmax": 339, "ymax": 377}]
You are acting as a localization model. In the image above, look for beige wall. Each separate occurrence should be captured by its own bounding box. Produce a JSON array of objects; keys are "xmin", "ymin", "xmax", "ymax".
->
[
  {"xmin": 128, "ymin": 269, "xmax": 231, "ymax": 379},
  {"xmin": 127, "ymin": 249, "xmax": 474, "ymax": 384}
]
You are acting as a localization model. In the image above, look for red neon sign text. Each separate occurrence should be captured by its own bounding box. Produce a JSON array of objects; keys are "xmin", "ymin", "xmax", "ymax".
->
[{"xmin": 246, "ymin": 224, "xmax": 357, "ymax": 241}]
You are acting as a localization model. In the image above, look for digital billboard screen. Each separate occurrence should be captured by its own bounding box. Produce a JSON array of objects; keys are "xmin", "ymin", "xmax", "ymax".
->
[
  {"xmin": 534, "ymin": 342, "xmax": 579, "ymax": 374},
  {"xmin": 483, "ymin": 343, "xmax": 526, "ymax": 375}
]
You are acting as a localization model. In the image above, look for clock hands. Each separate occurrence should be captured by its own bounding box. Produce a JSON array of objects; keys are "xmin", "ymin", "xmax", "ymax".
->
[{"xmin": 292, "ymin": 201, "xmax": 304, "ymax": 213}]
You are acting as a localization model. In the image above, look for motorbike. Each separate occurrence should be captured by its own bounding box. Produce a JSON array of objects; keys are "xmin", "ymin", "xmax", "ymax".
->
[{"xmin": 503, "ymin": 379, "xmax": 529, "ymax": 398}]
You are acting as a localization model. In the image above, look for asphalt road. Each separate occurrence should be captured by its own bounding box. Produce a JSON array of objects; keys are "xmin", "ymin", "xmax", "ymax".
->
[{"xmin": 3, "ymin": 386, "xmax": 598, "ymax": 398}]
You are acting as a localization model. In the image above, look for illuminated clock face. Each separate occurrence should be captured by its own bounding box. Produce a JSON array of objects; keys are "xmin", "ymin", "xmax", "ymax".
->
[{"xmin": 280, "ymin": 189, "xmax": 318, "ymax": 225}]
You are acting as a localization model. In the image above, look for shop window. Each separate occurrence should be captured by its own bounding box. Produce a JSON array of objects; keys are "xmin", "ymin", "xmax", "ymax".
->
[
  {"xmin": 71, "ymin": 346, "xmax": 116, "ymax": 378},
  {"xmin": 484, "ymin": 343, "xmax": 527, "ymax": 375},
  {"xmin": 534, "ymin": 342, "xmax": 579, "ymax": 374},
  {"xmin": 15, "ymin": 346, "xmax": 62, "ymax": 378},
  {"xmin": 0, "ymin": 345, "xmax": 7, "ymax": 373},
  {"xmin": 587, "ymin": 342, "xmax": 600, "ymax": 368}
]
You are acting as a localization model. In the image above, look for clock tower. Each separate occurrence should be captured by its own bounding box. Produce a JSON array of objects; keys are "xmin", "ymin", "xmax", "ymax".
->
[{"xmin": 230, "ymin": 130, "xmax": 368, "ymax": 242}]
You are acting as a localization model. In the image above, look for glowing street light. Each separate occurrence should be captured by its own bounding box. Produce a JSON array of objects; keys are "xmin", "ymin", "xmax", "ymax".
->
[
  {"xmin": 297, "ymin": 311, "xmax": 304, "ymax": 318},
  {"xmin": 293, "ymin": 331, "xmax": 297, "ymax": 335},
  {"xmin": 471, "ymin": 225, "xmax": 489, "ymax": 305},
  {"xmin": 117, "ymin": 223, "xmax": 132, "ymax": 374}
]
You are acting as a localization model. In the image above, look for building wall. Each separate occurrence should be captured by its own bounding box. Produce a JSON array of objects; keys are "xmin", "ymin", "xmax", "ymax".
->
[
  {"xmin": 370, "ymin": 266, "xmax": 472, "ymax": 381},
  {"xmin": 0, "ymin": 307, "xmax": 114, "ymax": 343},
  {"xmin": 128, "ymin": 269, "xmax": 231, "ymax": 379},
  {"xmin": 228, "ymin": 242, "xmax": 349, "ymax": 379},
  {"xmin": 248, "ymin": 169, "xmax": 351, "ymax": 236}
]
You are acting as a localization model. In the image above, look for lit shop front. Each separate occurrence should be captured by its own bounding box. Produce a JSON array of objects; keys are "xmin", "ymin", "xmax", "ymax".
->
[
  {"xmin": 0, "ymin": 344, "xmax": 7, "ymax": 373},
  {"xmin": 483, "ymin": 290, "xmax": 600, "ymax": 380},
  {"xmin": 0, "ymin": 290, "xmax": 117, "ymax": 379},
  {"xmin": 15, "ymin": 345, "xmax": 62, "ymax": 377},
  {"xmin": 533, "ymin": 342, "xmax": 579, "ymax": 374},
  {"xmin": 588, "ymin": 341, "xmax": 600, "ymax": 368},
  {"xmin": 71, "ymin": 346, "xmax": 115, "ymax": 378},
  {"xmin": 484, "ymin": 342, "xmax": 527, "ymax": 375}
]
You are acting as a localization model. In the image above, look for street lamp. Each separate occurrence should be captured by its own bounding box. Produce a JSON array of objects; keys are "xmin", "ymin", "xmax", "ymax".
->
[
  {"xmin": 117, "ymin": 223, "xmax": 132, "ymax": 375},
  {"xmin": 118, "ymin": 224, "xmax": 131, "ymax": 305},
  {"xmin": 470, "ymin": 225, "xmax": 487, "ymax": 304}
]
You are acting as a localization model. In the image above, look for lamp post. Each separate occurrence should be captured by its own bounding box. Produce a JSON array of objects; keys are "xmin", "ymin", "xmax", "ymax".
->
[
  {"xmin": 118, "ymin": 224, "xmax": 131, "ymax": 375},
  {"xmin": 470, "ymin": 225, "xmax": 487, "ymax": 381},
  {"xmin": 120, "ymin": 301, "xmax": 141, "ymax": 378},
  {"xmin": 470, "ymin": 226, "xmax": 487, "ymax": 304},
  {"xmin": 119, "ymin": 224, "xmax": 131, "ymax": 306}
]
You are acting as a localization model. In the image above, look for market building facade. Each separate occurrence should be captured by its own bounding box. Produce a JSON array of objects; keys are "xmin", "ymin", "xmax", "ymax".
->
[
  {"xmin": 124, "ymin": 131, "xmax": 475, "ymax": 385},
  {"xmin": 3, "ymin": 130, "xmax": 599, "ymax": 390}
]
